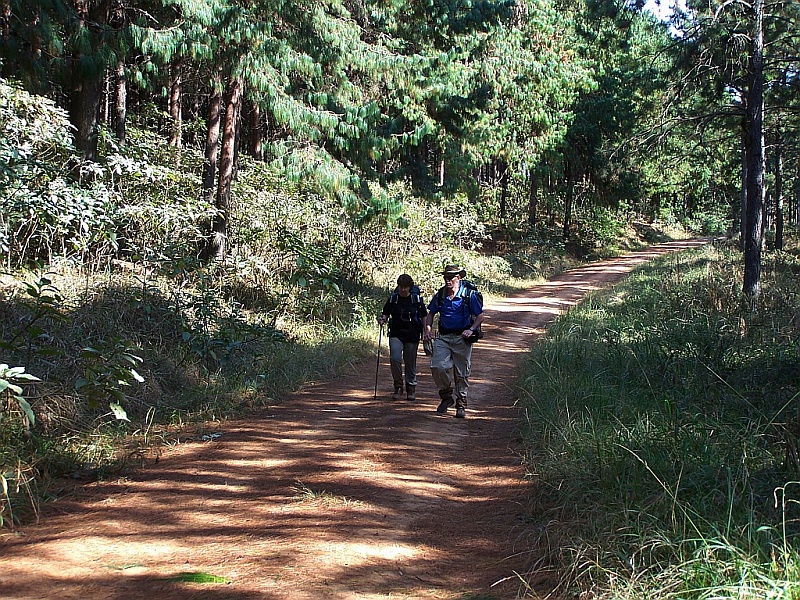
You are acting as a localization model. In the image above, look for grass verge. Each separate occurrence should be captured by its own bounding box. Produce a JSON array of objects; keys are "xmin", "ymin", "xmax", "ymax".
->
[{"xmin": 516, "ymin": 236, "xmax": 800, "ymax": 598}]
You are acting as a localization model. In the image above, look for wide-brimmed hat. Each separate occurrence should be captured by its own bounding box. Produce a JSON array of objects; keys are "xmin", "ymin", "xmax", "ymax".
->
[{"xmin": 440, "ymin": 264, "xmax": 466, "ymax": 277}]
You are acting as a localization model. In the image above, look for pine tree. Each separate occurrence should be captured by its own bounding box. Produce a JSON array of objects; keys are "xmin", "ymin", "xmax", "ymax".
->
[
  {"xmin": 670, "ymin": 0, "xmax": 800, "ymax": 297},
  {"xmin": 1, "ymin": 0, "xmax": 139, "ymax": 160}
]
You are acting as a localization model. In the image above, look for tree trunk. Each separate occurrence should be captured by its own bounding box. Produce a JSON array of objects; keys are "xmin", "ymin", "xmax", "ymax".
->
[
  {"xmin": 743, "ymin": 0, "xmax": 765, "ymax": 299},
  {"xmin": 774, "ymin": 132, "xmax": 783, "ymax": 250},
  {"xmin": 199, "ymin": 75, "xmax": 223, "ymax": 261},
  {"xmin": 68, "ymin": 0, "xmax": 108, "ymax": 163},
  {"xmin": 499, "ymin": 160, "xmax": 508, "ymax": 224},
  {"xmin": 249, "ymin": 103, "xmax": 263, "ymax": 160},
  {"xmin": 70, "ymin": 75, "xmax": 104, "ymax": 163},
  {"xmin": 527, "ymin": 171, "xmax": 538, "ymax": 228},
  {"xmin": 168, "ymin": 60, "xmax": 182, "ymax": 148},
  {"xmin": 204, "ymin": 76, "xmax": 242, "ymax": 262},
  {"xmin": 114, "ymin": 60, "xmax": 126, "ymax": 145},
  {"xmin": 103, "ymin": 70, "xmax": 110, "ymax": 124},
  {"xmin": 202, "ymin": 77, "xmax": 223, "ymax": 205},
  {"xmin": 739, "ymin": 116, "xmax": 747, "ymax": 249},
  {"xmin": 563, "ymin": 160, "xmax": 574, "ymax": 241},
  {"xmin": 233, "ymin": 91, "xmax": 242, "ymax": 181}
]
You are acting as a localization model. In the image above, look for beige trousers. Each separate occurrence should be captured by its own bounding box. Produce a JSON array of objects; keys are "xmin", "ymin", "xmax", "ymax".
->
[{"xmin": 430, "ymin": 333, "xmax": 473, "ymax": 409}]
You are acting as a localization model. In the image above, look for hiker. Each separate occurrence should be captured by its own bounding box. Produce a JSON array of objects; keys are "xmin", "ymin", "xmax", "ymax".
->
[
  {"xmin": 422, "ymin": 265, "xmax": 484, "ymax": 418},
  {"xmin": 377, "ymin": 274, "xmax": 428, "ymax": 400}
]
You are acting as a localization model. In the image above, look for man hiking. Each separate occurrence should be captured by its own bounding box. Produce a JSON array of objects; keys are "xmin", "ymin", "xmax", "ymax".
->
[{"xmin": 422, "ymin": 265, "xmax": 484, "ymax": 418}]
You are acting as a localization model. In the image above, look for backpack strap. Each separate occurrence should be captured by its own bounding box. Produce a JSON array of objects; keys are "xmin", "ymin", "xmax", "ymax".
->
[
  {"xmin": 392, "ymin": 285, "xmax": 422, "ymax": 306},
  {"xmin": 390, "ymin": 288, "xmax": 425, "ymax": 327},
  {"xmin": 436, "ymin": 282, "xmax": 477, "ymax": 318},
  {"xmin": 462, "ymin": 281, "xmax": 477, "ymax": 316},
  {"xmin": 436, "ymin": 286, "xmax": 446, "ymax": 307}
]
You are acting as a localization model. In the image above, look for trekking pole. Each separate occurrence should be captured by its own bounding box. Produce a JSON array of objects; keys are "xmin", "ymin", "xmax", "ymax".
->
[{"xmin": 373, "ymin": 322, "xmax": 383, "ymax": 401}]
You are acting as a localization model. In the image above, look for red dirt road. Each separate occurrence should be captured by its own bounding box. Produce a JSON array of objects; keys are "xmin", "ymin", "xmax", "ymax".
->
[{"xmin": 0, "ymin": 241, "xmax": 707, "ymax": 600}]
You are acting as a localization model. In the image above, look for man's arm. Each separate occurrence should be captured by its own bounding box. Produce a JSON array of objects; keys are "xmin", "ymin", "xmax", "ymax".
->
[
  {"xmin": 471, "ymin": 313, "xmax": 485, "ymax": 330},
  {"xmin": 422, "ymin": 311, "xmax": 433, "ymax": 340},
  {"xmin": 462, "ymin": 292, "xmax": 484, "ymax": 337}
]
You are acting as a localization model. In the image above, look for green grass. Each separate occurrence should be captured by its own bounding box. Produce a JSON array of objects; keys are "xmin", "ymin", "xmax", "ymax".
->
[
  {"xmin": 168, "ymin": 571, "xmax": 230, "ymax": 584},
  {"xmin": 516, "ymin": 237, "xmax": 800, "ymax": 598}
]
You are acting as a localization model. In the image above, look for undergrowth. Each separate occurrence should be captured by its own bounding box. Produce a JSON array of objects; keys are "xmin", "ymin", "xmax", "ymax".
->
[
  {"xmin": 517, "ymin": 235, "xmax": 800, "ymax": 598},
  {"xmin": 0, "ymin": 261, "xmax": 379, "ymax": 524}
]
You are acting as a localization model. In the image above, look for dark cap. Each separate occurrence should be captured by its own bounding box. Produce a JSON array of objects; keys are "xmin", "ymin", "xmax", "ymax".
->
[{"xmin": 441, "ymin": 264, "xmax": 466, "ymax": 277}]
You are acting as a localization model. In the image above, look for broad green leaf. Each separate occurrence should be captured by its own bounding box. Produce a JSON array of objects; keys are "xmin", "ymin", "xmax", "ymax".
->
[
  {"xmin": 13, "ymin": 373, "xmax": 40, "ymax": 382},
  {"xmin": 109, "ymin": 402, "xmax": 129, "ymax": 421},
  {"xmin": 17, "ymin": 397, "xmax": 35, "ymax": 426}
]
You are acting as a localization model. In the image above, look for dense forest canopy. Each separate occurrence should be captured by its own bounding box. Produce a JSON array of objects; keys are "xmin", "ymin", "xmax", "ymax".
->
[{"xmin": 2, "ymin": 0, "xmax": 798, "ymax": 275}]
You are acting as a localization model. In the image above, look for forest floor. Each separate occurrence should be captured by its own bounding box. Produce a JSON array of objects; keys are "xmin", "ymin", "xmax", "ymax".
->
[{"xmin": 0, "ymin": 240, "xmax": 708, "ymax": 600}]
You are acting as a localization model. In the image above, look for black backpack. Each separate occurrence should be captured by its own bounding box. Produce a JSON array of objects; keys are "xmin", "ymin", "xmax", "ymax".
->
[
  {"xmin": 390, "ymin": 284, "xmax": 425, "ymax": 328},
  {"xmin": 434, "ymin": 280, "xmax": 484, "ymax": 343}
]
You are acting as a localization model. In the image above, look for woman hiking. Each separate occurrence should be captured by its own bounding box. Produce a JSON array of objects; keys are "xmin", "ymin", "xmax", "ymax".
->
[{"xmin": 377, "ymin": 274, "xmax": 427, "ymax": 401}]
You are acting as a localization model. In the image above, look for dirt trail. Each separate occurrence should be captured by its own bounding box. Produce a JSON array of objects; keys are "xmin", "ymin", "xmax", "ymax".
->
[{"xmin": 0, "ymin": 240, "xmax": 707, "ymax": 600}]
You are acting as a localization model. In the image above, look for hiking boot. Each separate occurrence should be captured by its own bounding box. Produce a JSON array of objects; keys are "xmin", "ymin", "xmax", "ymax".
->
[
  {"xmin": 455, "ymin": 407, "xmax": 466, "ymax": 418},
  {"xmin": 436, "ymin": 389, "xmax": 454, "ymax": 413},
  {"xmin": 391, "ymin": 385, "xmax": 403, "ymax": 400},
  {"xmin": 406, "ymin": 385, "xmax": 416, "ymax": 401},
  {"xmin": 436, "ymin": 397, "xmax": 454, "ymax": 413}
]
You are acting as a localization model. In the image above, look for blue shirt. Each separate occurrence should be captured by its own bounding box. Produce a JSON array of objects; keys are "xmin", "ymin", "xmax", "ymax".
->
[{"xmin": 428, "ymin": 284, "xmax": 483, "ymax": 332}]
